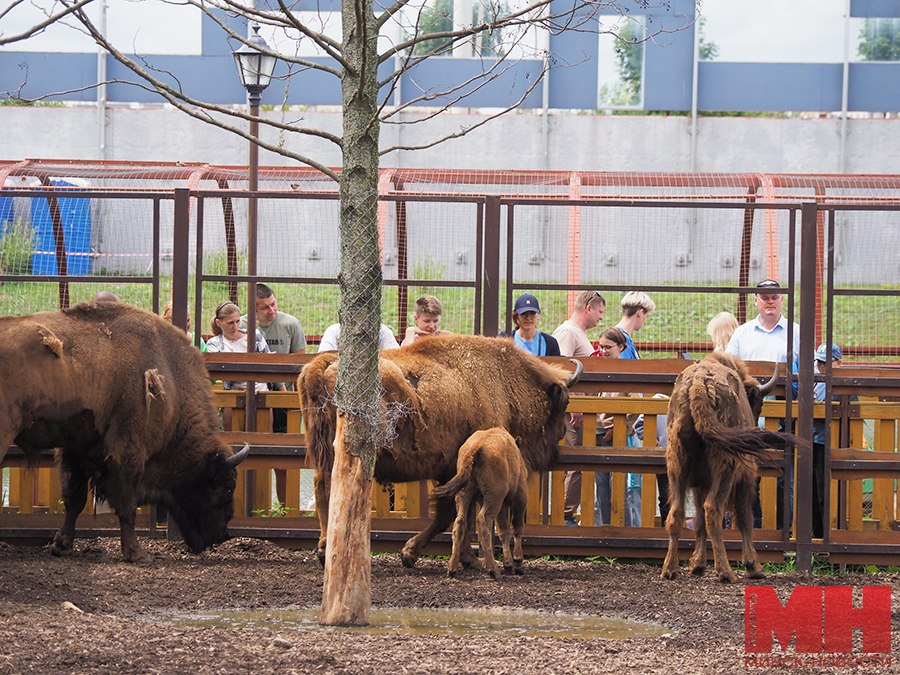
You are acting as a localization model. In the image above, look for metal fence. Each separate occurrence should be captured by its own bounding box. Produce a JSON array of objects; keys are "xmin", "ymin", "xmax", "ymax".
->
[{"xmin": 2, "ymin": 167, "xmax": 900, "ymax": 571}]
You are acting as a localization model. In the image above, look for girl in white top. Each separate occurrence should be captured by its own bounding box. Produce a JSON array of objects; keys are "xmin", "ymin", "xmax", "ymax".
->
[{"xmin": 206, "ymin": 300, "xmax": 280, "ymax": 393}]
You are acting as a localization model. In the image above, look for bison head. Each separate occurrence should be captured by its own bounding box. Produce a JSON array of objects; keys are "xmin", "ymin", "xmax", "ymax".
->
[
  {"xmin": 745, "ymin": 363, "xmax": 780, "ymax": 420},
  {"xmin": 166, "ymin": 444, "xmax": 249, "ymax": 553}
]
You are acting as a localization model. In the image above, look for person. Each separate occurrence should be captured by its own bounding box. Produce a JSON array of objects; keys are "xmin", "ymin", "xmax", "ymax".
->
[
  {"xmin": 707, "ymin": 311, "xmax": 739, "ymax": 352},
  {"xmin": 318, "ymin": 323, "xmax": 400, "ymax": 351},
  {"xmin": 615, "ymin": 291, "xmax": 655, "ymax": 360},
  {"xmin": 792, "ymin": 343, "xmax": 845, "ymax": 539},
  {"xmin": 610, "ymin": 291, "xmax": 654, "ymax": 525},
  {"xmin": 593, "ymin": 327, "xmax": 641, "ymax": 527},
  {"xmin": 401, "ymin": 295, "xmax": 452, "ymax": 346},
  {"xmin": 207, "ymin": 300, "xmax": 281, "ymax": 393},
  {"xmin": 162, "ymin": 298, "xmax": 206, "ymax": 351},
  {"xmin": 725, "ymin": 278, "xmax": 801, "ymax": 530},
  {"xmin": 552, "ymin": 290, "xmax": 606, "ymax": 525},
  {"xmin": 240, "ymin": 284, "xmax": 307, "ymax": 356},
  {"xmin": 91, "ymin": 290, "xmax": 121, "ymax": 303},
  {"xmin": 725, "ymin": 279, "xmax": 800, "ymax": 365},
  {"xmin": 499, "ymin": 293, "xmax": 560, "ymax": 356}
]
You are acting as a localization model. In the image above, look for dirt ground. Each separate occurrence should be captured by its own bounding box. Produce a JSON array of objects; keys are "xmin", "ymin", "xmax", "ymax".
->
[{"xmin": 0, "ymin": 536, "xmax": 898, "ymax": 675}]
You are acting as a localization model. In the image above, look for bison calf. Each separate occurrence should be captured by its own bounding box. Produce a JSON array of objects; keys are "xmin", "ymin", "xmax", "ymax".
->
[
  {"xmin": 661, "ymin": 353, "xmax": 804, "ymax": 583},
  {"xmin": 431, "ymin": 427, "xmax": 528, "ymax": 580}
]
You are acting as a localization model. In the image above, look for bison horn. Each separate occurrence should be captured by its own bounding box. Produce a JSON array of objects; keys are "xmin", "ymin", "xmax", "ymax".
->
[
  {"xmin": 566, "ymin": 359, "xmax": 584, "ymax": 388},
  {"xmin": 225, "ymin": 444, "xmax": 250, "ymax": 468},
  {"xmin": 758, "ymin": 362, "xmax": 781, "ymax": 397}
]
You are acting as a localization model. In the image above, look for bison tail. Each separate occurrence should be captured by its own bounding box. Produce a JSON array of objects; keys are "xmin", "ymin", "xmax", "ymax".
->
[
  {"xmin": 430, "ymin": 447, "xmax": 479, "ymax": 501},
  {"xmin": 704, "ymin": 426, "xmax": 805, "ymax": 461},
  {"xmin": 431, "ymin": 472, "xmax": 468, "ymax": 500}
]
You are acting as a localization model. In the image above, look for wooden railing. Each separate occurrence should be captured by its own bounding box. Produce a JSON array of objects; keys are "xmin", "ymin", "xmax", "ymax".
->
[{"xmin": 3, "ymin": 354, "xmax": 900, "ymax": 565}]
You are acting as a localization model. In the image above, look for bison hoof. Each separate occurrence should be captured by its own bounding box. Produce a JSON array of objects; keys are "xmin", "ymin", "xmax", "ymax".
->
[
  {"xmin": 400, "ymin": 548, "xmax": 419, "ymax": 568},
  {"xmin": 514, "ymin": 566, "xmax": 524, "ymax": 576},
  {"xmin": 746, "ymin": 568, "xmax": 766, "ymax": 580},
  {"xmin": 316, "ymin": 548, "xmax": 327, "ymax": 568},
  {"xmin": 717, "ymin": 571, "xmax": 736, "ymax": 583},
  {"xmin": 447, "ymin": 568, "xmax": 457, "ymax": 578},
  {"xmin": 49, "ymin": 540, "xmax": 73, "ymax": 557},
  {"xmin": 690, "ymin": 565, "xmax": 706, "ymax": 577},
  {"xmin": 660, "ymin": 568, "xmax": 679, "ymax": 580},
  {"xmin": 125, "ymin": 549, "xmax": 151, "ymax": 564},
  {"xmin": 489, "ymin": 568, "xmax": 501, "ymax": 581}
]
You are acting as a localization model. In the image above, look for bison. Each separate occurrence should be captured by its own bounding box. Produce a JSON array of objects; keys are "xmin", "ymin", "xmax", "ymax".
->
[
  {"xmin": 661, "ymin": 352, "xmax": 803, "ymax": 583},
  {"xmin": 432, "ymin": 427, "xmax": 529, "ymax": 580},
  {"xmin": 299, "ymin": 334, "xmax": 581, "ymax": 568},
  {"xmin": 0, "ymin": 301, "xmax": 248, "ymax": 562}
]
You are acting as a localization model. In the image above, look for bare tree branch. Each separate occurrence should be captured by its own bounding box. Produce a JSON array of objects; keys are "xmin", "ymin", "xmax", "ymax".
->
[
  {"xmin": 0, "ymin": 0, "xmax": 95, "ymax": 46},
  {"xmin": 180, "ymin": 0, "xmax": 348, "ymax": 74},
  {"xmin": 380, "ymin": 59, "xmax": 547, "ymax": 155}
]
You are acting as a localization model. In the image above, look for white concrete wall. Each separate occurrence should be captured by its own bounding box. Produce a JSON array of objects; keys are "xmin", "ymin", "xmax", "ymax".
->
[{"xmin": 4, "ymin": 106, "xmax": 900, "ymax": 174}]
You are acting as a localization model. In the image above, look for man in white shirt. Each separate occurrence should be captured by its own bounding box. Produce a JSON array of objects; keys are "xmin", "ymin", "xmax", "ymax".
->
[
  {"xmin": 552, "ymin": 290, "xmax": 606, "ymax": 526},
  {"xmin": 726, "ymin": 278, "xmax": 800, "ymax": 531},
  {"xmin": 318, "ymin": 323, "xmax": 400, "ymax": 351}
]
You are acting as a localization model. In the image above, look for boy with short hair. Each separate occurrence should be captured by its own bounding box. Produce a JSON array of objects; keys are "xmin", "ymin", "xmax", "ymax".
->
[{"xmin": 401, "ymin": 295, "xmax": 452, "ymax": 346}]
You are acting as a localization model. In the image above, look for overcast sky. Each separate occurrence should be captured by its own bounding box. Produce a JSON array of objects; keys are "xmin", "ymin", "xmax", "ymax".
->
[{"xmin": 0, "ymin": 0, "xmax": 867, "ymax": 62}]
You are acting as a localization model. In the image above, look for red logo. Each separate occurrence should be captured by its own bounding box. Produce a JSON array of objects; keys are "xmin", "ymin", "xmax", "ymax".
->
[{"xmin": 745, "ymin": 586, "xmax": 891, "ymax": 654}]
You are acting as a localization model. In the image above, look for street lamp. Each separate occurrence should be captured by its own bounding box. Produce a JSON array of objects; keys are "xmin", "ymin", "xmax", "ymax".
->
[
  {"xmin": 233, "ymin": 24, "xmax": 276, "ymax": 455},
  {"xmin": 232, "ymin": 23, "xmax": 277, "ymax": 356}
]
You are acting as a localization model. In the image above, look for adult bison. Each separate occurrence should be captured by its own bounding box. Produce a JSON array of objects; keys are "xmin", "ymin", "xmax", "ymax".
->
[
  {"xmin": 661, "ymin": 352, "xmax": 803, "ymax": 583},
  {"xmin": 299, "ymin": 334, "xmax": 581, "ymax": 567},
  {"xmin": 0, "ymin": 301, "xmax": 248, "ymax": 562}
]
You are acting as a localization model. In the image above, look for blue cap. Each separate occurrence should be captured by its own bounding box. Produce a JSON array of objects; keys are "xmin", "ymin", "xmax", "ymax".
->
[
  {"xmin": 815, "ymin": 343, "xmax": 842, "ymax": 362},
  {"xmin": 513, "ymin": 293, "xmax": 541, "ymax": 314}
]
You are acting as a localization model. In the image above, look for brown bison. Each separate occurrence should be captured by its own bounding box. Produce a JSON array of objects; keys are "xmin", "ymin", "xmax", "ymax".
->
[
  {"xmin": 299, "ymin": 334, "xmax": 581, "ymax": 568},
  {"xmin": 432, "ymin": 427, "xmax": 529, "ymax": 579},
  {"xmin": 0, "ymin": 301, "xmax": 248, "ymax": 562},
  {"xmin": 661, "ymin": 352, "xmax": 803, "ymax": 583}
]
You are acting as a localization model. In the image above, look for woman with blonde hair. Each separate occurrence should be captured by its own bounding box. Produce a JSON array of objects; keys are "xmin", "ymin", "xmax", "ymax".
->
[{"xmin": 707, "ymin": 311, "xmax": 739, "ymax": 352}]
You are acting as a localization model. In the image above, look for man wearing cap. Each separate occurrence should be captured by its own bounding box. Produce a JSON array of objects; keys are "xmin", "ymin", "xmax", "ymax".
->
[
  {"xmin": 725, "ymin": 279, "xmax": 800, "ymax": 365},
  {"xmin": 552, "ymin": 290, "xmax": 606, "ymax": 525},
  {"xmin": 501, "ymin": 293, "xmax": 560, "ymax": 356},
  {"xmin": 726, "ymin": 278, "xmax": 801, "ymax": 531}
]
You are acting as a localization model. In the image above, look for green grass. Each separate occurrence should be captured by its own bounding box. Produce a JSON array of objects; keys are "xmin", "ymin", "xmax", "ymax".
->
[{"xmin": 0, "ymin": 277, "xmax": 896, "ymax": 363}]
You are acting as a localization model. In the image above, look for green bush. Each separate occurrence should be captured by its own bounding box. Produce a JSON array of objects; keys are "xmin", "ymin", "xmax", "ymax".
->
[{"xmin": 0, "ymin": 221, "xmax": 36, "ymax": 276}]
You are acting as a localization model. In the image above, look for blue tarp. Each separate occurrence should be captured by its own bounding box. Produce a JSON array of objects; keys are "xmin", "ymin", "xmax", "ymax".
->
[{"xmin": 31, "ymin": 180, "xmax": 93, "ymax": 275}]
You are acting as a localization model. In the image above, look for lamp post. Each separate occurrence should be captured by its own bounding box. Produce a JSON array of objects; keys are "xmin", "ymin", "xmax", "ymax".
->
[
  {"xmin": 233, "ymin": 23, "xmax": 277, "ymax": 355},
  {"xmin": 233, "ymin": 25, "xmax": 276, "ymax": 459}
]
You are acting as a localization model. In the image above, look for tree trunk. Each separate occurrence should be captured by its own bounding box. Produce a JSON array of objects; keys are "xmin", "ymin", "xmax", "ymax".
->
[
  {"xmin": 320, "ymin": 414, "xmax": 373, "ymax": 625},
  {"xmin": 320, "ymin": 0, "xmax": 382, "ymax": 626}
]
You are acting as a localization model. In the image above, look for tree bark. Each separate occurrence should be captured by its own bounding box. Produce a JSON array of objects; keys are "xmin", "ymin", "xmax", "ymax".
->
[
  {"xmin": 320, "ymin": 0, "xmax": 382, "ymax": 626},
  {"xmin": 320, "ymin": 414, "xmax": 373, "ymax": 625}
]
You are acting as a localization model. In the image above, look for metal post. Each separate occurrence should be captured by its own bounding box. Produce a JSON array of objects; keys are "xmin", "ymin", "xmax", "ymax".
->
[
  {"xmin": 482, "ymin": 196, "xmax": 501, "ymax": 336},
  {"xmin": 795, "ymin": 202, "xmax": 818, "ymax": 571},
  {"xmin": 172, "ymin": 188, "xmax": 190, "ymax": 331}
]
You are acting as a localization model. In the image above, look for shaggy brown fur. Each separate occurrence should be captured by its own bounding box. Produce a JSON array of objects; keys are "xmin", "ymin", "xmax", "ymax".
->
[
  {"xmin": 431, "ymin": 428, "xmax": 528, "ymax": 580},
  {"xmin": 299, "ymin": 334, "xmax": 580, "ymax": 567},
  {"xmin": 661, "ymin": 352, "xmax": 804, "ymax": 583},
  {"xmin": 0, "ymin": 302, "xmax": 248, "ymax": 563}
]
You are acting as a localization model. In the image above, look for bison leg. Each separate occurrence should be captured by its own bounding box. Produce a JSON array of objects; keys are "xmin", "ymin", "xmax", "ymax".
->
[
  {"xmin": 458, "ymin": 500, "xmax": 482, "ymax": 570},
  {"xmin": 447, "ymin": 491, "xmax": 475, "ymax": 577},
  {"xmin": 313, "ymin": 465, "xmax": 332, "ymax": 566},
  {"xmin": 661, "ymin": 471, "xmax": 686, "ymax": 580},
  {"xmin": 507, "ymin": 487, "xmax": 527, "ymax": 575},
  {"xmin": 689, "ymin": 487, "xmax": 710, "ymax": 576},
  {"xmin": 401, "ymin": 494, "xmax": 459, "ymax": 568},
  {"xmin": 704, "ymin": 468, "xmax": 737, "ymax": 583},
  {"xmin": 50, "ymin": 455, "xmax": 89, "ymax": 557},
  {"xmin": 734, "ymin": 476, "xmax": 765, "ymax": 579},
  {"xmin": 476, "ymin": 495, "xmax": 503, "ymax": 580},
  {"xmin": 115, "ymin": 500, "xmax": 150, "ymax": 563},
  {"xmin": 497, "ymin": 505, "xmax": 514, "ymax": 575}
]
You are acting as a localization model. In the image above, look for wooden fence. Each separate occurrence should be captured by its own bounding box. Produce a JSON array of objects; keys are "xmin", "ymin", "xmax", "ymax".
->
[{"xmin": 3, "ymin": 353, "xmax": 900, "ymax": 569}]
